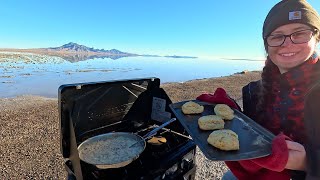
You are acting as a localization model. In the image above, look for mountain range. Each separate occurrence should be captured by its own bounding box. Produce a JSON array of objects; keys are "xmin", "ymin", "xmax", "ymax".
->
[{"xmin": 0, "ymin": 42, "xmax": 197, "ymax": 62}]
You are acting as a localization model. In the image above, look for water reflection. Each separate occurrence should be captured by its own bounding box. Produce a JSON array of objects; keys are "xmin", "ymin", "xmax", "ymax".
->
[
  {"xmin": 0, "ymin": 56, "xmax": 264, "ymax": 98},
  {"xmin": 55, "ymin": 54, "xmax": 136, "ymax": 62}
]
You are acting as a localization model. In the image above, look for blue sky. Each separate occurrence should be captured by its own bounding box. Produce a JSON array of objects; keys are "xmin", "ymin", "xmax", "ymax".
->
[{"xmin": 1, "ymin": 0, "xmax": 319, "ymax": 59}]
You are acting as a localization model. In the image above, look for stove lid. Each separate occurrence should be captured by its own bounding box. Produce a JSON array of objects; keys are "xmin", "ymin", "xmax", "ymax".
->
[{"xmin": 59, "ymin": 77, "xmax": 161, "ymax": 156}]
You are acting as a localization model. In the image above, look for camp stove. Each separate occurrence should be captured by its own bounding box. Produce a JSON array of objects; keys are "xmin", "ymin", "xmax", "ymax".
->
[{"xmin": 59, "ymin": 78, "xmax": 196, "ymax": 180}]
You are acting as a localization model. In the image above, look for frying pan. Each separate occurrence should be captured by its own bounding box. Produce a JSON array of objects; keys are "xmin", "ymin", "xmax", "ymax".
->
[{"xmin": 77, "ymin": 118, "xmax": 176, "ymax": 169}]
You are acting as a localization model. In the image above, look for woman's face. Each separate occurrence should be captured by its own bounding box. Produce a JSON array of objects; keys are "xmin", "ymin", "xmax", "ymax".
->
[{"xmin": 267, "ymin": 23, "xmax": 318, "ymax": 74}]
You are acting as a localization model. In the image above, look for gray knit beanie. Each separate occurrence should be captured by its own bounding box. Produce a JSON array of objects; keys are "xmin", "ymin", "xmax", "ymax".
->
[{"xmin": 263, "ymin": 0, "xmax": 320, "ymax": 39}]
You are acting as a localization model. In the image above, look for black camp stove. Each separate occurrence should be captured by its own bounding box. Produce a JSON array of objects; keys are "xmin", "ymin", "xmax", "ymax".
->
[{"xmin": 59, "ymin": 78, "xmax": 196, "ymax": 180}]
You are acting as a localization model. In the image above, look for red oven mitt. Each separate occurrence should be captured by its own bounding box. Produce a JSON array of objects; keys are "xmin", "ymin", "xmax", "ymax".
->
[
  {"xmin": 196, "ymin": 88, "xmax": 239, "ymax": 109},
  {"xmin": 196, "ymin": 88, "xmax": 291, "ymax": 180}
]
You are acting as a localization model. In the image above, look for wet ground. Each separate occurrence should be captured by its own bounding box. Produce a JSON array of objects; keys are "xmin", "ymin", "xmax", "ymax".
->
[{"xmin": 0, "ymin": 52, "xmax": 264, "ymax": 98}]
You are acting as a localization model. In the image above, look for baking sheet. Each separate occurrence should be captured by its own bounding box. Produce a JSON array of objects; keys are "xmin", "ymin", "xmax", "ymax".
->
[{"xmin": 169, "ymin": 100, "xmax": 275, "ymax": 161}]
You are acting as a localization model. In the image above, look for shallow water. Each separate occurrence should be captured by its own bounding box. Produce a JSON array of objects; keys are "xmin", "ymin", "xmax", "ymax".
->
[{"xmin": 0, "ymin": 55, "xmax": 264, "ymax": 98}]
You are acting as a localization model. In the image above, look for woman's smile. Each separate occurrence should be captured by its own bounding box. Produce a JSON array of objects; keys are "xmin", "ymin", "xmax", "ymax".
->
[{"xmin": 279, "ymin": 52, "xmax": 296, "ymax": 57}]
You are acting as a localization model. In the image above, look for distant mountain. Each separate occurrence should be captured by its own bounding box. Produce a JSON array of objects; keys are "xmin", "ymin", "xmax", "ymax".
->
[
  {"xmin": 0, "ymin": 42, "xmax": 137, "ymax": 62},
  {"xmin": 49, "ymin": 42, "xmax": 127, "ymax": 55},
  {"xmin": 52, "ymin": 42, "xmax": 93, "ymax": 51},
  {"xmin": 0, "ymin": 42, "xmax": 197, "ymax": 62}
]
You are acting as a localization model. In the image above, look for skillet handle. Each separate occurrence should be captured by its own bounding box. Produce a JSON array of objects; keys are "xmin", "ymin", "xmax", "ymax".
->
[{"xmin": 143, "ymin": 118, "xmax": 176, "ymax": 139}]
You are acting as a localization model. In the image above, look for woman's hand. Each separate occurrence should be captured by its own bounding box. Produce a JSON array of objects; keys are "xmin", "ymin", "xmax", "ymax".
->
[{"xmin": 285, "ymin": 140, "xmax": 306, "ymax": 171}]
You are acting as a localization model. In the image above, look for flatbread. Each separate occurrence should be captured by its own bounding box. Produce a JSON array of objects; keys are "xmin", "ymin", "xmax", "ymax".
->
[
  {"xmin": 198, "ymin": 115, "xmax": 224, "ymax": 130},
  {"xmin": 214, "ymin": 104, "xmax": 234, "ymax": 120},
  {"xmin": 182, "ymin": 101, "xmax": 204, "ymax": 114},
  {"xmin": 147, "ymin": 136, "xmax": 167, "ymax": 145},
  {"xmin": 207, "ymin": 129, "xmax": 239, "ymax": 151}
]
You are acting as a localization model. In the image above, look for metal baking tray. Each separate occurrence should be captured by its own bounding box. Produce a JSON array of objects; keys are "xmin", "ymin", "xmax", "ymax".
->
[{"xmin": 169, "ymin": 100, "xmax": 275, "ymax": 161}]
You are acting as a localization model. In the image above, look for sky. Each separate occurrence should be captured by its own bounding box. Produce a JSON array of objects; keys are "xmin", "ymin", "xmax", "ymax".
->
[{"xmin": 1, "ymin": 0, "xmax": 320, "ymax": 59}]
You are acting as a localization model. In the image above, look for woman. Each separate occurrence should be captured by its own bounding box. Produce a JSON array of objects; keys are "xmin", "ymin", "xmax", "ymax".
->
[{"xmin": 223, "ymin": 0, "xmax": 320, "ymax": 179}]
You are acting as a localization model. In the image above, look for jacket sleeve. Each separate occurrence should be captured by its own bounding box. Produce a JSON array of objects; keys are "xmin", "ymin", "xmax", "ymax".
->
[{"xmin": 304, "ymin": 84, "xmax": 320, "ymax": 179}]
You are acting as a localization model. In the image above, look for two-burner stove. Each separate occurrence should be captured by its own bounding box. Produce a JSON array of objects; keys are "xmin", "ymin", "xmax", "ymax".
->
[{"xmin": 59, "ymin": 78, "xmax": 196, "ymax": 180}]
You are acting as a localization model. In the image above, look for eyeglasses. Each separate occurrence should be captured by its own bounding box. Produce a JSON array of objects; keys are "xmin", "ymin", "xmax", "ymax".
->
[{"xmin": 265, "ymin": 29, "xmax": 318, "ymax": 47}]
